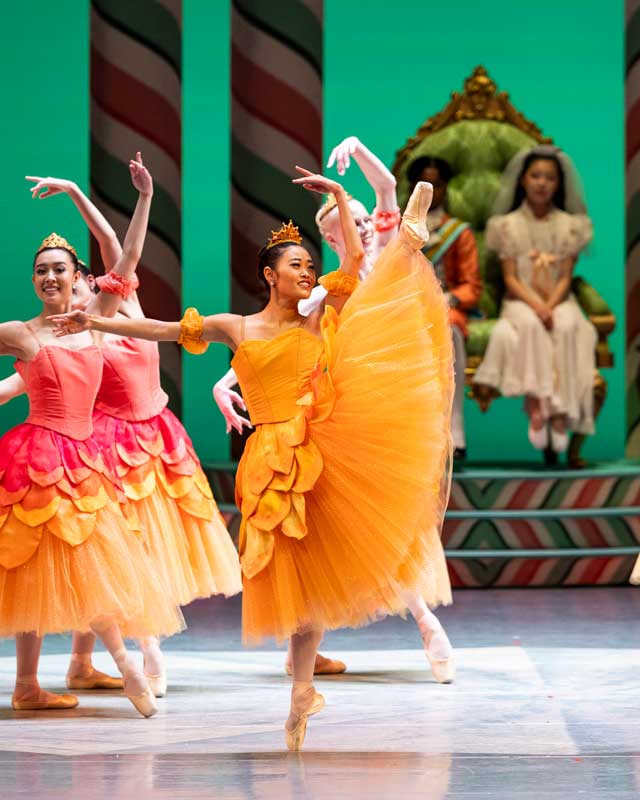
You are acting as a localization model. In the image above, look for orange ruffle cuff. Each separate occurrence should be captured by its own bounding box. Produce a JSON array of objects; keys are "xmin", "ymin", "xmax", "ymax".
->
[
  {"xmin": 235, "ymin": 397, "xmax": 323, "ymax": 579},
  {"xmin": 372, "ymin": 206, "xmax": 401, "ymax": 233},
  {"xmin": 318, "ymin": 270, "xmax": 359, "ymax": 298},
  {"xmin": 0, "ymin": 423, "xmax": 136, "ymax": 570},
  {"xmin": 178, "ymin": 307, "xmax": 209, "ymax": 355},
  {"xmin": 96, "ymin": 272, "xmax": 140, "ymax": 298}
]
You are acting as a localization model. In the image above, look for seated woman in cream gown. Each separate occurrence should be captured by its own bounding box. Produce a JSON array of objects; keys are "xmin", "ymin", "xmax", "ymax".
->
[{"xmin": 473, "ymin": 145, "xmax": 596, "ymax": 456}]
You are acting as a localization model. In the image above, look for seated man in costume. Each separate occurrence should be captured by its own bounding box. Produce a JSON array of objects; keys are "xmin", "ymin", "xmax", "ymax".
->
[{"xmin": 407, "ymin": 157, "xmax": 482, "ymax": 460}]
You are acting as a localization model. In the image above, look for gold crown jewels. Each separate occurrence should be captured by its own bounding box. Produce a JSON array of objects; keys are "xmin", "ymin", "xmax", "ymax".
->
[
  {"xmin": 317, "ymin": 192, "xmax": 352, "ymax": 223},
  {"xmin": 265, "ymin": 220, "xmax": 302, "ymax": 250},
  {"xmin": 36, "ymin": 232, "xmax": 78, "ymax": 258}
]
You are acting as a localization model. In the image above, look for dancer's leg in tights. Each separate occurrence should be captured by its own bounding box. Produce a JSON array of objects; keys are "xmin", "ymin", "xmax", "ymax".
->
[
  {"xmin": 402, "ymin": 591, "xmax": 452, "ymax": 660},
  {"xmin": 90, "ymin": 616, "xmax": 147, "ymax": 695},
  {"xmin": 286, "ymin": 627, "xmax": 324, "ymax": 733},
  {"xmin": 13, "ymin": 633, "xmax": 70, "ymax": 706}
]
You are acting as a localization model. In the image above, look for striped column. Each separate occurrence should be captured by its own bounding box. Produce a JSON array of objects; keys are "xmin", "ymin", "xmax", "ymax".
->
[
  {"xmin": 230, "ymin": 0, "xmax": 323, "ymax": 315},
  {"xmin": 626, "ymin": 0, "xmax": 640, "ymax": 457},
  {"xmin": 90, "ymin": 0, "xmax": 182, "ymax": 412}
]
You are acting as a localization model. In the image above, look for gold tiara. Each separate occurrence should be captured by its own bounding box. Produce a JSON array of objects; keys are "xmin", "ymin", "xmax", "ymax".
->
[
  {"xmin": 265, "ymin": 220, "xmax": 302, "ymax": 250},
  {"xmin": 36, "ymin": 232, "xmax": 78, "ymax": 259},
  {"xmin": 317, "ymin": 192, "xmax": 352, "ymax": 223}
]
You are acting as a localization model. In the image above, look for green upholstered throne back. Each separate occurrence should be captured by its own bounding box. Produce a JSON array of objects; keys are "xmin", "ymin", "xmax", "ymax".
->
[{"xmin": 392, "ymin": 67, "xmax": 614, "ymax": 363}]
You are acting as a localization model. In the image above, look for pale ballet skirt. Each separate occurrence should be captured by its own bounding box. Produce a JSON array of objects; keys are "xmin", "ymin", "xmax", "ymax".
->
[
  {"xmin": 93, "ymin": 337, "xmax": 242, "ymax": 606},
  {"xmin": 0, "ymin": 345, "xmax": 183, "ymax": 638},
  {"xmin": 229, "ymin": 236, "xmax": 454, "ymax": 643}
]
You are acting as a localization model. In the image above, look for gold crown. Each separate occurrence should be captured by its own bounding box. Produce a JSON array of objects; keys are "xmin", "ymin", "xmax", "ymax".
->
[
  {"xmin": 36, "ymin": 232, "xmax": 78, "ymax": 259},
  {"xmin": 265, "ymin": 220, "xmax": 302, "ymax": 250},
  {"xmin": 317, "ymin": 192, "xmax": 352, "ymax": 223}
]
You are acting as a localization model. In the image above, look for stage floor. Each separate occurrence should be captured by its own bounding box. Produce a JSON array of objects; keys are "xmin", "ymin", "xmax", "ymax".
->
[{"xmin": 1, "ymin": 588, "xmax": 640, "ymax": 799}]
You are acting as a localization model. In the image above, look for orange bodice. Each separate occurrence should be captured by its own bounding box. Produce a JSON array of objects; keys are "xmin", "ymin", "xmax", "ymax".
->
[
  {"xmin": 95, "ymin": 337, "xmax": 168, "ymax": 421},
  {"xmin": 15, "ymin": 345, "xmax": 103, "ymax": 440},
  {"xmin": 231, "ymin": 328, "xmax": 322, "ymax": 425},
  {"xmin": 231, "ymin": 327, "xmax": 324, "ymax": 579}
]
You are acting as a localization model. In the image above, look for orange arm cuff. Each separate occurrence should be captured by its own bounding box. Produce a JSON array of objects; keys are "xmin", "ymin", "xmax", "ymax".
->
[
  {"xmin": 318, "ymin": 270, "xmax": 359, "ymax": 297},
  {"xmin": 95, "ymin": 272, "xmax": 140, "ymax": 298},
  {"xmin": 178, "ymin": 307, "xmax": 209, "ymax": 354}
]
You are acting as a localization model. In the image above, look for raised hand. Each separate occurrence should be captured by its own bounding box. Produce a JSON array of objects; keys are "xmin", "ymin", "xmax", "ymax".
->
[
  {"xmin": 47, "ymin": 310, "xmax": 92, "ymax": 337},
  {"xmin": 327, "ymin": 136, "xmax": 360, "ymax": 176},
  {"xmin": 129, "ymin": 151, "xmax": 153, "ymax": 197},
  {"xmin": 212, "ymin": 383, "xmax": 253, "ymax": 435},
  {"xmin": 26, "ymin": 176, "xmax": 75, "ymax": 200},
  {"xmin": 292, "ymin": 166, "xmax": 342, "ymax": 196}
]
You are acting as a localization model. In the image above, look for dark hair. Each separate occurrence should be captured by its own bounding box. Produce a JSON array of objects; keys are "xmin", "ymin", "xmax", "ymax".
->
[
  {"xmin": 407, "ymin": 156, "xmax": 453, "ymax": 187},
  {"xmin": 77, "ymin": 260, "xmax": 92, "ymax": 278},
  {"xmin": 33, "ymin": 246, "xmax": 79, "ymax": 272},
  {"xmin": 256, "ymin": 242, "xmax": 300, "ymax": 291},
  {"xmin": 511, "ymin": 153, "xmax": 566, "ymax": 211}
]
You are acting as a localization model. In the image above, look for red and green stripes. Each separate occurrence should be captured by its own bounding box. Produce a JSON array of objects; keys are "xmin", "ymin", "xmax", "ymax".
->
[
  {"xmin": 90, "ymin": 0, "xmax": 182, "ymax": 411},
  {"xmin": 626, "ymin": 0, "xmax": 640, "ymax": 456},
  {"xmin": 230, "ymin": 0, "xmax": 323, "ymax": 315}
]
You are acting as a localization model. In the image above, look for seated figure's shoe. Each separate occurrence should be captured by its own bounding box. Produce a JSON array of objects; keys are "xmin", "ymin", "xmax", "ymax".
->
[
  {"xmin": 285, "ymin": 652, "xmax": 347, "ymax": 676},
  {"xmin": 285, "ymin": 689, "xmax": 325, "ymax": 751},
  {"xmin": 400, "ymin": 181, "xmax": 434, "ymax": 250},
  {"xmin": 123, "ymin": 672, "xmax": 158, "ymax": 718},
  {"xmin": 66, "ymin": 667, "xmax": 123, "ymax": 691},
  {"xmin": 528, "ymin": 422, "xmax": 548, "ymax": 451},
  {"xmin": 550, "ymin": 427, "xmax": 569, "ymax": 453},
  {"xmin": 12, "ymin": 689, "xmax": 79, "ymax": 711}
]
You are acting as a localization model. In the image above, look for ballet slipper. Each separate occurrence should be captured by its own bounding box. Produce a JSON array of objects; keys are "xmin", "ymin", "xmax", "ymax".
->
[
  {"xmin": 12, "ymin": 677, "xmax": 78, "ymax": 710},
  {"xmin": 142, "ymin": 640, "xmax": 167, "ymax": 697},
  {"xmin": 399, "ymin": 181, "xmax": 434, "ymax": 250},
  {"xmin": 123, "ymin": 670, "xmax": 158, "ymax": 718},
  {"xmin": 417, "ymin": 621, "xmax": 456, "ymax": 684},
  {"xmin": 66, "ymin": 667, "xmax": 123, "ymax": 691},
  {"xmin": 285, "ymin": 682, "xmax": 325, "ymax": 751},
  {"xmin": 285, "ymin": 652, "xmax": 347, "ymax": 676}
]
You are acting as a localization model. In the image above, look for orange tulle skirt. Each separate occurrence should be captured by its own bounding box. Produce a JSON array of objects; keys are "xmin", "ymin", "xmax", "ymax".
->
[
  {"xmin": 236, "ymin": 237, "xmax": 454, "ymax": 644},
  {"xmin": 0, "ymin": 423, "xmax": 184, "ymax": 638},
  {"xmin": 93, "ymin": 407, "xmax": 242, "ymax": 606}
]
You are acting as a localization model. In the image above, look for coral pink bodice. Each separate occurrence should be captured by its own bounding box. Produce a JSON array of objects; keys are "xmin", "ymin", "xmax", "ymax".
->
[
  {"xmin": 14, "ymin": 345, "xmax": 103, "ymax": 440},
  {"xmin": 95, "ymin": 337, "xmax": 168, "ymax": 421}
]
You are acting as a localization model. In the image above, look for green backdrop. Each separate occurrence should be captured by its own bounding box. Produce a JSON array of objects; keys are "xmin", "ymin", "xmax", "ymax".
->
[{"xmin": 0, "ymin": 1, "xmax": 625, "ymax": 464}]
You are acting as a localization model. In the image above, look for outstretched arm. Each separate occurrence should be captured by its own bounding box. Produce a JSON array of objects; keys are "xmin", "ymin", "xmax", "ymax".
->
[
  {"xmin": 86, "ymin": 153, "xmax": 152, "ymax": 318},
  {"xmin": 212, "ymin": 368, "xmax": 253, "ymax": 434},
  {"xmin": 293, "ymin": 166, "xmax": 365, "ymax": 315},
  {"xmin": 0, "ymin": 372, "xmax": 26, "ymax": 405},
  {"xmin": 327, "ymin": 136, "xmax": 399, "ymax": 253},
  {"xmin": 26, "ymin": 176, "xmax": 122, "ymax": 271},
  {"xmin": 327, "ymin": 136, "xmax": 397, "ymax": 211},
  {"xmin": 48, "ymin": 309, "xmax": 241, "ymax": 350}
]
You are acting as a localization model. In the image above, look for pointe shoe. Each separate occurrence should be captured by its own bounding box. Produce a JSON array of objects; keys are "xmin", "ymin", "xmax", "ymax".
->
[
  {"xmin": 422, "ymin": 628, "xmax": 456, "ymax": 684},
  {"xmin": 123, "ymin": 672, "xmax": 158, "ymax": 718},
  {"xmin": 550, "ymin": 427, "xmax": 569, "ymax": 453},
  {"xmin": 144, "ymin": 672, "xmax": 167, "ymax": 698},
  {"xmin": 285, "ymin": 691, "xmax": 325, "ymax": 751},
  {"xmin": 12, "ymin": 691, "xmax": 79, "ymax": 711},
  {"xmin": 400, "ymin": 181, "xmax": 434, "ymax": 250},
  {"xmin": 528, "ymin": 422, "xmax": 548, "ymax": 450},
  {"xmin": 66, "ymin": 668, "xmax": 123, "ymax": 691},
  {"xmin": 285, "ymin": 653, "xmax": 347, "ymax": 676}
]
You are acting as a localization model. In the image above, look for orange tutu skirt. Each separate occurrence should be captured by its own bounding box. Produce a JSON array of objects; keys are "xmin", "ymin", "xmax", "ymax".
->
[
  {"xmin": 93, "ymin": 407, "xmax": 242, "ymax": 606},
  {"xmin": 236, "ymin": 237, "xmax": 454, "ymax": 644},
  {"xmin": 0, "ymin": 423, "xmax": 184, "ymax": 638}
]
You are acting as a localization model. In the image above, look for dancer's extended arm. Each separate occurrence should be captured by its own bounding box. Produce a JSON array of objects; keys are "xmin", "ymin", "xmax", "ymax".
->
[
  {"xmin": 26, "ymin": 176, "xmax": 122, "ymax": 271},
  {"xmin": 293, "ymin": 167, "xmax": 364, "ymax": 314},
  {"xmin": 0, "ymin": 372, "xmax": 26, "ymax": 405}
]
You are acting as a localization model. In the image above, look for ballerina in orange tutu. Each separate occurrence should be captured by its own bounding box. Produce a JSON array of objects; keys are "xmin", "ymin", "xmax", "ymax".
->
[
  {"xmin": 17, "ymin": 158, "xmax": 242, "ymax": 696},
  {"xmin": 50, "ymin": 167, "xmax": 454, "ymax": 748},
  {"xmin": 0, "ymin": 156, "xmax": 185, "ymax": 717}
]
